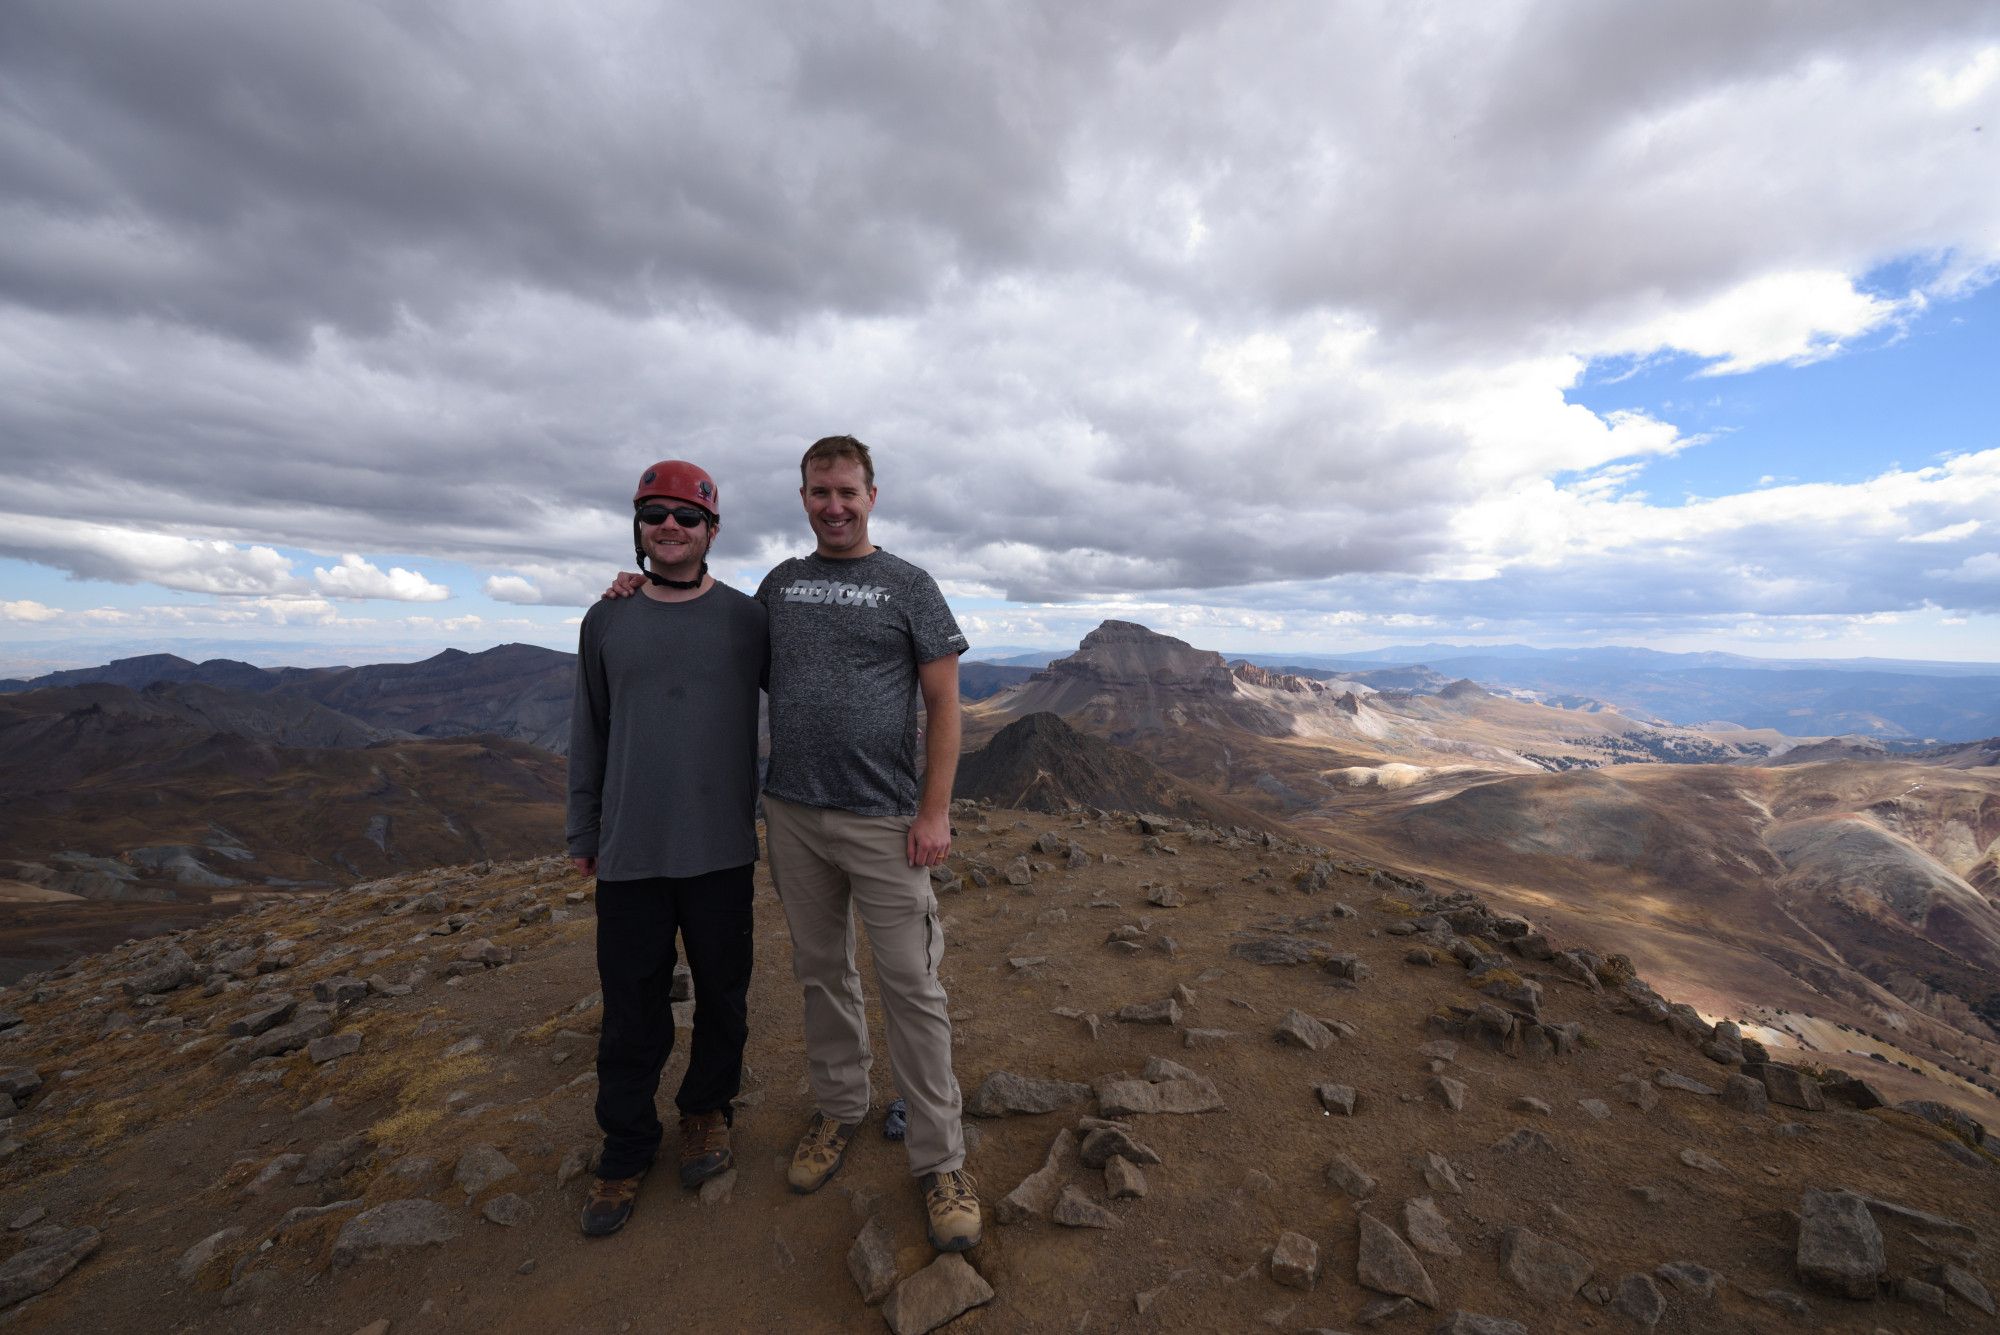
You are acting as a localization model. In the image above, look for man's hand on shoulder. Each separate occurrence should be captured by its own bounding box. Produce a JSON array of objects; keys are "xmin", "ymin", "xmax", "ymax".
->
[
  {"xmin": 602, "ymin": 571, "xmax": 645, "ymax": 599},
  {"xmin": 907, "ymin": 808, "xmax": 951, "ymax": 868}
]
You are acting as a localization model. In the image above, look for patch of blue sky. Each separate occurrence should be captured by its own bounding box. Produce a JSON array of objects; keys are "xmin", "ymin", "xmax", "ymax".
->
[{"xmin": 1564, "ymin": 267, "xmax": 2000, "ymax": 504}]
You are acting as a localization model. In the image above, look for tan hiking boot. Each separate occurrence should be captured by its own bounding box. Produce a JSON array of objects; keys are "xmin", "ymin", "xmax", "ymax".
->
[
  {"xmin": 787, "ymin": 1111, "xmax": 859, "ymax": 1194},
  {"xmin": 922, "ymin": 1168, "xmax": 982, "ymax": 1252},
  {"xmin": 678, "ymin": 1110, "xmax": 733, "ymax": 1188},
  {"xmin": 580, "ymin": 1173, "xmax": 644, "ymax": 1236}
]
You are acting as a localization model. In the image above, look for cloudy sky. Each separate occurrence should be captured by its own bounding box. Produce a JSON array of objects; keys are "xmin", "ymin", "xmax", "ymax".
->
[{"xmin": 2, "ymin": 0, "xmax": 1997, "ymax": 675}]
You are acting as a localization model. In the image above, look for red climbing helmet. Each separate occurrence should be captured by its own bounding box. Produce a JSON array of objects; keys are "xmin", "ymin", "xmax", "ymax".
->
[{"xmin": 633, "ymin": 460, "xmax": 719, "ymax": 516}]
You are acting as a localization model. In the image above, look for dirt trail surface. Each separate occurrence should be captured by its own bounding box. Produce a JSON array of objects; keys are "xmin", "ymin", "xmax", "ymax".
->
[{"xmin": 1, "ymin": 807, "xmax": 1995, "ymax": 1332}]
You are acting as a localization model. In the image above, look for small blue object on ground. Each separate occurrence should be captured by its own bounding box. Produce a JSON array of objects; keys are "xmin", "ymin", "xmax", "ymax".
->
[{"xmin": 883, "ymin": 1098, "xmax": 908, "ymax": 1141}]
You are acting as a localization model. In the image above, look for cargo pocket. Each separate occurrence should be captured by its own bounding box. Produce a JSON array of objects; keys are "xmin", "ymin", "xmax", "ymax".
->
[{"xmin": 923, "ymin": 892, "xmax": 941, "ymax": 975}]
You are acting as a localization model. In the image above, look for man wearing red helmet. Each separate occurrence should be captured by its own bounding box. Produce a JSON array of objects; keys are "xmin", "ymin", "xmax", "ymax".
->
[{"xmin": 567, "ymin": 460, "xmax": 768, "ymax": 1238}]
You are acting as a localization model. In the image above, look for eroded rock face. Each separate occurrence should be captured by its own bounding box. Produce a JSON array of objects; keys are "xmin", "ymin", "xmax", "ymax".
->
[{"xmin": 1796, "ymin": 1189, "xmax": 1884, "ymax": 1299}]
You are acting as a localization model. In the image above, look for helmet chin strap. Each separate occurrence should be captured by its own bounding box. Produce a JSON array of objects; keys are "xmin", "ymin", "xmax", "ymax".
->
[{"xmin": 633, "ymin": 517, "xmax": 710, "ymax": 590}]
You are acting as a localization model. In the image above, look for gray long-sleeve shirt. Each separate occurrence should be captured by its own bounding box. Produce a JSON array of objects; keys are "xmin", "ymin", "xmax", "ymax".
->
[{"xmin": 566, "ymin": 583, "xmax": 767, "ymax": 880}]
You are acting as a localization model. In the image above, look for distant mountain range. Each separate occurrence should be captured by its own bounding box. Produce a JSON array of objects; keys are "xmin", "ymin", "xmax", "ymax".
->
[{"xmin": 964, "ymin": 641, "xmax": 2000, "ymax": 742}]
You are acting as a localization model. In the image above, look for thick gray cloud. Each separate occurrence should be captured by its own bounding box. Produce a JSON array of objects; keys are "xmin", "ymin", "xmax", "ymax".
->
[{"xmin": 1, "ymin": 0, "xmax": 1997, "ymax": 646}]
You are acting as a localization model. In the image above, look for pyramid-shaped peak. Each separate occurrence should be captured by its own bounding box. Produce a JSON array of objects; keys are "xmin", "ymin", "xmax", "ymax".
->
[{"xmin": 1048, "ymin": 620, "xmax": 1236, "ymax": 694}]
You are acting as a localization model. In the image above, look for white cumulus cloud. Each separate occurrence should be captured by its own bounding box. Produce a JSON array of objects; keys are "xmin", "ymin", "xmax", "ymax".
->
[{"xmin": 311, "ymin": 554, "xmax": 449, "ymax": 602}]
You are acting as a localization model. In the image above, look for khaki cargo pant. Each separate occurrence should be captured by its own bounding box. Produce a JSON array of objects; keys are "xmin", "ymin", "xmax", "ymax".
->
[{"xmin": 763, "ymin": 793, "xmax": 965, "ymax": 1178}]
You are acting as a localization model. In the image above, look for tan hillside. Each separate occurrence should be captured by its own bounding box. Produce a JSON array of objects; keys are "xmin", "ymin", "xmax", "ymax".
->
[{"xmin": 0, "ymin": 808, "xmax": 1993, "ymax": 1332}]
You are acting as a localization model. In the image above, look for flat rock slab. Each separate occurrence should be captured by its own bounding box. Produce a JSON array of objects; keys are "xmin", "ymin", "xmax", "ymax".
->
[
  {"xmin": 0, "ymin": 1226, "xmax": 100, "ymax": 1310},
  {"xmin": 1797, "ymin": 1189, "xmax": 1884, "ymax": 1299},
  {"xmin": 331, "ymin": 1200, "xmax": 460, "ymax": 1267},
  {"xmin": 1096, "ymin": 1074, "xmax": 1224, "ymax": 1117},
  {"xmin": 1502, "ymin": 1225, "xmax": 1594, "ymax": 1304},
  {"xmin": 1756, "ymin": 1064, "xmax": 1826, "ymax": 1112},
  {"xmin": 1614, "ymin": 1273, "xmax": 1665, "ymax": 1328},
  {"xmin": 883, "ymin": 1253, "xmax": 994, "ymax": 1335},
  {"xmin": 1356, "ymin": 1212, "xmax": 1437, "ymax": 1308},
  {"xmin": 1080, "ymin": 1125, "xmax": 1160, "ymax": 1168},
  {"xmin": 453, "ymin": 1145, "xmax": 519, "ymax": 1197},
  {"xmin": 966, "ymin": 1071, "xmax": 1092, "ymax": 1117}
]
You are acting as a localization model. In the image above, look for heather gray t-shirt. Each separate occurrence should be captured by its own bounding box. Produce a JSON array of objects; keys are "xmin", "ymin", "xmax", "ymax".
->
[
  {"xmin": 758, "ymin": 550, "xmax": 968, "ymax": 817},
  {"xmin": 566, "ymin": 582, "xmax": 767, "ymax": 880}
]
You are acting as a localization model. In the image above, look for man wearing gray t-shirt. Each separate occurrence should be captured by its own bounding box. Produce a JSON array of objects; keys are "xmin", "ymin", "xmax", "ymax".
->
[{"xmin": 760, "ymin": 435, "xmax": 979, "ymax": 1254}]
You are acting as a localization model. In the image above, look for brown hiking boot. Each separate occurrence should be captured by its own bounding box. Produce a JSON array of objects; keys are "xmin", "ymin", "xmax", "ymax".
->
[
  {"xmin": 922, "ymin": 1168, "xmax": 982, "ymax": 1252},
  {"xmin": 786, "ymin": 1111, "xmax": 859, "ymax": 1194},
  {"xmin": 580, "ymin": 1173, "xmax": 644, "ymax": 1237},
  {"xmin": 678, "ymin": 1110, "xmax": 733, "ymax": 1188}
]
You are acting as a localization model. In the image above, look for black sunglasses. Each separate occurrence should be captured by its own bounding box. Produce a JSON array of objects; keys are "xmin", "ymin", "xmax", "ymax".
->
[{"xmin": 636, "ymin": 503, "xmax": 712, "ymax": 529}]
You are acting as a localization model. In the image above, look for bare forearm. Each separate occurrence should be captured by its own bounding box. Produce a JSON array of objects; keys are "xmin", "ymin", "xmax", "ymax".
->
[{"xmin": 919, "ymin": 695, "xmax": 960, "ymax": 817}]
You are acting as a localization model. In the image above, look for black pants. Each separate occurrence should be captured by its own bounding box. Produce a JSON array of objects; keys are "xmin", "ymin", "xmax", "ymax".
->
[{"xmin": 594, "ymin": 865, "xmax": 754, "ymax": 1180}]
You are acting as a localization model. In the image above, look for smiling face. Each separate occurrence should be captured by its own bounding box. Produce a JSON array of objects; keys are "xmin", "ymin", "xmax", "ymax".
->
[
  {"xmin": 801, "ymin": 457, "xmax": 877, "ymax": 559},
  {"xmin": 638, "ymin": 501, "xmax": 716, "ymax": 579}
]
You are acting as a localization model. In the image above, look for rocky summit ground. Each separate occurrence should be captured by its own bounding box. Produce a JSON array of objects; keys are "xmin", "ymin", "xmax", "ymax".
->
[{"xmin": 0, "ymin": 805, "xmax": 1996, "ymax": 1334}]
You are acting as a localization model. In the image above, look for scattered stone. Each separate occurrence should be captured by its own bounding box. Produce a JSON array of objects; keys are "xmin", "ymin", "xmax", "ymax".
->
[
  {"xmin": 1228, "ymin": 936, "xmax": 1333, "ymax": 967},
  {"xmin": 1613, "ymin": 1273, "xmax": 1665, "ymax": 1328},
  {"xmin": 1183, "ymin": 1027, "xmax": 1236, "ymax": 1048},
  {"xmin": 1420, "ymin": 1152, "xmax": 1462, "ymax": 1195},
  {"xmin": 122, "ymin": 947, "xmax": 198, "ymax": 997},
  {"xmin": 1678, "ymin": 1148, "xmax": 1724, "ymax": 1173},
  {"xmin": 1759, "ymin": 1288, "xmax": 1810, "ymax": 1316},
  {"xmin": 1852, "ymin": 1193, "xmax": 1977, "ymax": 1242},
  {"xmin": 1929, "ymin": 1262, "xmax": 1996, "ymax": 1316},
  {"xmin": 312, "ymin": 974, "xmax": 368, "ymax": 1006},
  {"xmin": 331, "ymin": 1201, "xmax": 461, "ymax": 1267},
  {"xmin": 1578, "ymin": 1098, "xmax": 1610, "ymax": 1121},
  {"xmin": 1896, "ymin": 1275, "xmax": 1951, "ymax": 1311},
  {"xmin": 1270, "ymin": 1231, "xmax": 1320, "ymax": 1289},
  {"xmin": 295, "ymin": 1133, "xmax": 370, "ymax": 1185},
  {"xmin": 7, "ymin": 1206, "xmax": 46, "ymax": 1232},
  {"xmin": 966, "ymin": 1070, "xmax": 1092, "ymax": 1117},
  {"xmin": 1105, "ymin": 1155, "xmax": 1147, "ymax": 1199},
  {"xmin": 1429, "ymin": 1076, "xmax": 1468, "ymax": 1112},
  {"xmin": 1796, "ymin": 1189, "xmax": 1885, "ymax": 1299},
  {"xmin": 243, "ymin": 1014, "xmax": 332, "ymax": 1061},
  {"xmin": 1323, "ymin": 954, "xmax": 1370, "ymax": 983},
  {"xmin": 308, "ymin": 1031, "xmax": 363, "ymax": 1064},
  {"xmin": 1755, "ymin": 1064, "xmax": 1826, "ymax": 1112},
  {"xmin": 1146, "ymin": 886, "xmax": 1186, "ymax": 908},
  {"xmin": 1501, "ymin": 1225, "xmax": 1594, "ymax": 1304},
  {"xmin": 226, "ymin": 998, "xmax": 297, "ymax": 1038},
  {"xmin": 1356, "ymin": 1212, "xmax": 1438, "ymax": 1308},
  {"xmin": 1115, "ymin": 999, "xmax": 1180, "ymax": 1026},
  {"xmin": 997, "ymin": 1129, "xmax": 1077, "ymax": 1224},
  {"xmin": 453, "ymin": 1144, "xmax": 520, "ymax": 1197},
  {"xmin": 1492, "ymin": 1127, "xmax": 1556, "ymax": 1155},
  {"xmin": 1512, "ymin": 1096, "xmax": 1552, "ymax": 1115},
  {"xmin": 1654, "ymin": 1070, "xmax": 1716, "ymax": 1097},
  {"xmin": 1406, "ymin": 947, "xmax": 1438, "ymax": 967},
  {"xmin": 1052, "ymin": 1184, "xmax": 1118, "ymax": 1229},
  {"xmin": 1080, "ymin": 1125, "xmax": 1160, "ymax": 1168},
  {"xmin": 1616, "ymin": 1075, "xmax": 1659, "ymax": 1112},
  {"xmin": 1326, "ymin": 1154, "xmax": 1378, "ymax": 1199},
  {"xmin": 1721, "ymin": 1073, "xmax": 1770, "ymax": 1113},
  {"xmin": 482, "ymin": 1193, "xmax": 532, "ymax": 1226},
  {"xmin": 175, "ymin": 1226, "xmax": 245, "ymax": 1283},
  {"xmin": 0, "ymin": 1226, "xmax": 100, "ymax": 1309},
  {"xmin": 849, "ymin": 1215, "xmax": 898, "ymax": 1305},
  {"xmin": 239, "ymin": 1153, "xmax": 305, "ymax": 1197},
  {"xmin": 880, "ymin": 1254, "xmax": 995, "ymax": 1334},
  {"xmin": 1315, "ymin": 1083, "xmax": 1357, "ymax": 1116},
  {"xmin": 1404, "ymin": 1196, "xmax": 1461, "ymax": 1258}
]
